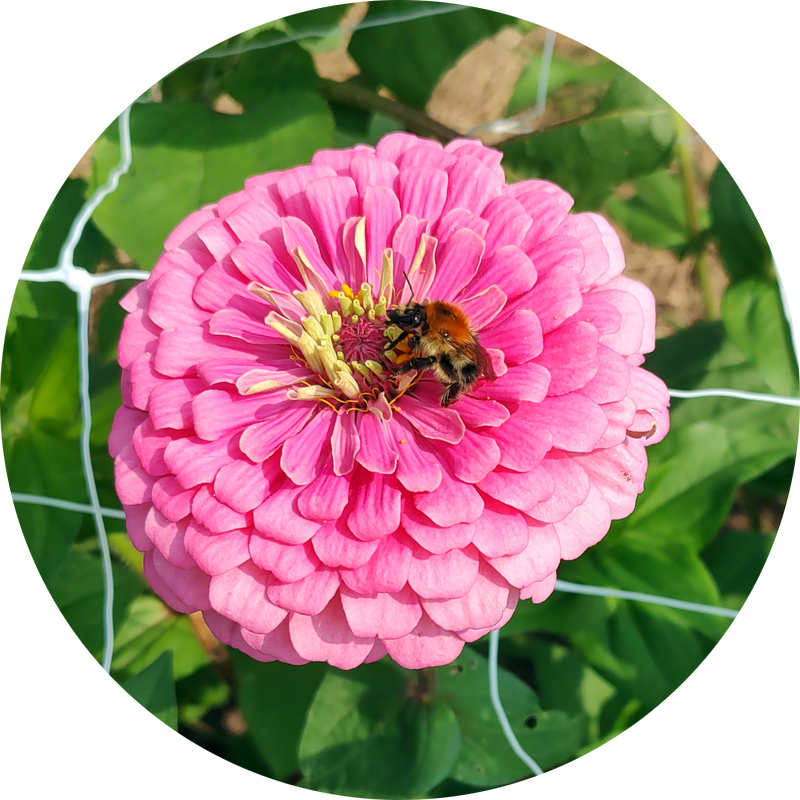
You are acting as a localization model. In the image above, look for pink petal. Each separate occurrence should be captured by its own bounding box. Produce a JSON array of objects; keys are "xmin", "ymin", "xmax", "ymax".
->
[
  {"xmin": 192, "ymin": 261, "xmax": 266, "ymax": 318},
  {"xmin": 391, "ymin": 416, "xmax": 443, "ymax": 492},
  {"xmin": 442, "ymin": 155, "xmax": 503, "ymax": 217},
  {"xmin": 114, "ymin": 444, "xmax": 153, "ymax": 505},
  {"xmin": 348, "ymin": 471, "xmax": 402, "ymax": 541},
  {"xmin": 267, "ymin": 568, "xmax": 340, "ymax": 616},
  {"xmin": 118, "ymin": 310, "xmax": 160, "ymax": 370},
  {"xmin": 438, "ymin": 428, "xmax": 501, "ymax": 483},
  {"xmin": 144, "ymin": 510, "xmax": 193, "ymax": 569},
  {"xmin": 143, "ymin": 551, "xmax": 196, "ymax": 614},
  {"xmin": 491, "ymin": 403, "xmax": 553, "ymax": 472},
  {"xmin": 249, "ymin": 535, "xmax": 319, "ymax": 582},
  {"xmin": 527, "ymin": 394, "xmax": 609, "ymax": 453},
  {"xmin": 521, "ymin": 572, "xmax": 558, "ymax": 602},
  {"xmin": 311, "ymin": 519, "xmax": 379, "ymax": 569},
  {"xmin": 355, "ymin": 412, "xmax": 399, "ymax": 474},
  {"xmin": 591, "ymin": 287, "xmax": 645, "ymax": 355},
  {"xmin": 407, "ymin": 544, "xmax": 480, "ymax": 600},
  {"xmin": 164, "ymin": 205, "xmax": 218, "ymax": 251},
  {"xmin": 481, "ymin": 195, "xmax": 532, "ymax": 254},
  {"xmin": 288, "ymin": 596, "xmax": 376, "ymax": 670},
  {"xmin": 148, "ymin": 377, "xmax": 204, "ymax": 431},
  {"xmin": 213, "ymin": 456, "xmax": 281, "ymax": 514},
  {"xmin": 163, "ymin": 433, "xmax": 237, "ymax": 489},
  {"xmin": 413, "ymin": 464, "xmax": 484, "ymax": 526},
  {"xmin": 349, "ymin": 155, "xmax": 399, "ymax": 197},
  {"xmin": 402, "ymin": 501, "xmax": 476, "ymax": 554},
  {"xmin": 477, "ymin": 464, "xmax": 555, "ymax": 512},
  {"xmin": 464, "ymin": 245, "xmax": 537, "ymax": 301},
  {"xmin": 535, "ymin": 320, "xmax": 600, "ymax": 396},
  {"xmin": 471, "ymin": 502, "xmax": 530, "ymax": 558},
  {"xmin": 280, "ymin": 408, "xmax": 336, "ymax": 486},
  {"xmin": 517, "ymin": 264, "xmax": 583, "ymax": 335},
  {"xmin": 109, "ymin": 406, "xmax": 147, "ymax": 457},
  {"xmin": 480, "ymin": 309, "xmax": 543, "ymax": 365},
  {"xmin": 429, "ymin": 228, "xmax": 485, "ymax": 301},
  {"xmin": 304, "ymin": 175, "xmax": 359, "ymax": 270},
  {"xmin": 527, "ymin": 453, "xmax": 591, "ymax": 523},
  {"xmin": 297, "ymin": 459, "xmax": 351, "ymax": 521},
  {"xmin": 397, "ymin": 166, "xmax": 448, "ymax": 223},
  {"xmin": 383, "ymin": 613, "xmax": 465, "ymax": 668},
  {"xmin": 151, "ymin": 476, "xmax": 195, "ymax": 522},
  {"xmin": 239, "ymin": 618, "xmax": 309, "ymax": 665},
  {"xmin": 253, "ymin": 482, "xmax": 322, "ymax": 544},
  {"xmin": 191, "ymin": 484, "xmax": 250, "ymax": 533},
  {"xmin": 459, "ymin": 586, "xmax": 519, "ymax": 641},
  {"xmin": 364, "ymin": 185, "xmax": 402, "ymax": 276},
  {"xmin": 239, "ymin": 403, "xmax": 316, "ymax": 463},
  {"xmin": 574, "ymin": 439, "xmax": 647, "ymax": 519},
  {"xmin": 554, "ymin": 481, "xmax": 613, "ymax": 560},
  {"xmin": 394, "ymin": 394, "xmax": 465, "ymax": 444},
  {"xmin": 183, "ymin": 522, "xmax": 251, "ymax": 575},
  {"xmin": 150, "ymin": 549, "xmax": 211, "ymax": 610},
  {"xmin": 340, "ymin": 584, "xmax": 423, "ymax": 639},
  {"xmin": 471, "ymin": 362, "xmax": 550, "ymax": 404},
  {"xmin": 423, "ymin": 561, "xmax": 510, "ymax": 632},
  {"xmin": 459, "ymin": 285, "xmax": 507, "ymax": 330},
  {"xmin": 340, "ymin": 533, "xmax": 413, "ymax": 595},
  {"xmin": 148, "ymin": 268, "xmax": 208, "ymax": 329},
  {"xmin": 209, "ymin": 561, "xmax": 287, "ymax": 634},
  {"xmin": 578, "ymin": 345, "xmax": 631, "ymax": 404},
  {"xmin": 376, "ymin": 132, "xmax": 439, "ymax": 163},
  {"xmin": 454, "ymin": 397, "xmax": 510, "ymax": 429},
  {"xmin": 504, "ymin": 179, "xmax": 574, "ymax": 246},
  {"xmin": 331, "ymin": 409, "xmax": 361, "ymax": 476}
]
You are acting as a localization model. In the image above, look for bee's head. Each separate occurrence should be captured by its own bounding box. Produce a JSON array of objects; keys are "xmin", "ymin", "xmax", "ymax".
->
[{"xmin": 387, "ymin": 302, "xmax": 425, "ymax": 329}]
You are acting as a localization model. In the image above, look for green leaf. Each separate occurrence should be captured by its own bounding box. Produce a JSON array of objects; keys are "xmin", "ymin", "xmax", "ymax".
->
[
  {"xmin": 562, "ymin": 533, "xmax": 730, "ymax": 639},
  {"xmin": 528, "ymin": 640, "xmax": 615, "ymax": 744},
  {"xmin": 702, "ymin": 530, "xmax": 775, "ymax": 603},
  {"xmin": 507, "ymin": 54, "xmax": 618, "ymax": 115},
  {"xmin": 219, "ymin": 30, "xmax": 320, "ymax": 108},
  {"xmin": 348, "ymin": 1, "xmax": 510, "ymax": 107},
  {"xmin": 573, "ymin": 604, "xmax": 710, "ymax": 712},
  {"xmin": 501, "ymin": 588, "xmax": 613, "ymax": 638},
  {"xmin": 504, "ymin": 69, "xmax": 675, "ymax": 208},
  {"xmin": 283, "ymin": 3, "xmax": 354, "ymax": 52},
  {"xmin": 721, "ymin": 279, "xmax": 798, "ymax": 396},
  {"xmin": 22, "ymin": 178, "xmax": 113, "ymax": 274},
  {"xmin": 112, "ymin": 595, "xmax": 210, "ymax": 681},
  {"xmin": 47, "ymin": 549, "xmax": 143, "ymax": 660},
  {"xmin": 709, "ymin": 162, "xmax": 772, "ymax": 282},
  {"xmin": 604, "ymin": 169, "xmax": 703, "ymax": 249},
  {"xmin": 299, "ymin": 662, "xmax": 461, "ymax": 798},
  {"xmin": 176, "ymin": 665, "xmax": 230, "ymax": 727},
  {"xmin": 91, "ymin": 95, "xmax": 335, "ymax": 268},
  {"xmin": 437, "ymin": 648, "xmax": 583, "ymax": 785},
  {"xmin": 120, "ymin": 651, "xmax": 178, "ymax": 730},
  {"xmin": 232, "ymin": 652, "xmax": 327, "ymax": 781},
  {"xmin": 13, "ymin": 501, "xmax": 82, "ymax": 586},
  {"xmin": 617, "ymin": 412, "xmax": 795, "ymax": 551}
]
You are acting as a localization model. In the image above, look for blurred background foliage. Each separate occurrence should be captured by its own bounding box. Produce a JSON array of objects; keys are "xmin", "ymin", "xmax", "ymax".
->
[{"xmin": 2, "ymin": 2, "xmax": 795, "ymax": 796}]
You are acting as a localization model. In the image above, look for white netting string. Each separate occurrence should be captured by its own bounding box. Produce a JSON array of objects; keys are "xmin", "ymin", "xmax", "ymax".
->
[{"xmin": 11, "ymin": 13, "xmax": 788, "ymax": 778}]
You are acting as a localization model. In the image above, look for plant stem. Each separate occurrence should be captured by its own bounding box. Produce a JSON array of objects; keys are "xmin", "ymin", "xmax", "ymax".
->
[
  {"xmin": 673, "ymin": 109, "xmax": 718, "ymax": 320},
  {"xmin": 320, "ymin": 80, "xmax": 461, "ymax": 143},
  {"xmin": 415, "ymin": 667, "xmax": 437, "ymax": 701}
]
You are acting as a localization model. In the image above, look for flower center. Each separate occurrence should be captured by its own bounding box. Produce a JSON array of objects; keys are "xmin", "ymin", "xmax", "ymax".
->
[{"xmin": 251, "ymin": 274, "xmax": 417, "ymax": 410}]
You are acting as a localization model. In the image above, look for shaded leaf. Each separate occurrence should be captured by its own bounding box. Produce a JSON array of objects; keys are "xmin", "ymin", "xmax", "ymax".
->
[
  {"xmin": 176, "ymin": 665, "xmax": 230, "ymax": 727},
  {"xmin": 299, "ymin": 662, "xmax": 460, "ymax": 798},
  {"xmin": 348, "ymin": 1, "xmax": 509, "ymax": 107},
  {"xmin": 232, "ymin": 652, "xmax": 327, "ymax": 781},
  {"xmin": 702, "ymin": 530, "xmax": 776, "ymax": 603},
  {"xmin": 438, "ymin": 648, "xmax": 582, "ymax": 785},
  {"xmin": 121, "ymin": 651, "xmax": 178, "ymax": 730},
  {"xmin": 91, "ymin": 95, "xmax": 334, "ymax": 268},
  {"xmin": 503, "ymin": 70, "xmax": 675, "ymax": 208},
  {"xmin": 709, "ymin": 162, "xmax": 772, "ymax": 282}
]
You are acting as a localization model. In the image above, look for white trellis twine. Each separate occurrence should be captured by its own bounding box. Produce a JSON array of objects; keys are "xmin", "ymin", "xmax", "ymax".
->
[{"xmin": 11, "ymin": 12, "xmax": 792, "ymax": 779}]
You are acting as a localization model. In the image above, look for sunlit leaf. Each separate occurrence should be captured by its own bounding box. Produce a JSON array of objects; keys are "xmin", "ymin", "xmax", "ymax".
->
[{"xmin": 121, "ymin": 651, "xmax": 178, "ymax": 730}]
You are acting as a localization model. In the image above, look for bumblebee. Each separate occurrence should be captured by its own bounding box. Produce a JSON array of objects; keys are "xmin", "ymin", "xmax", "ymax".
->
[{"xmin": 385, "ymin": 300, "xmax": 496, "ymax": 406}]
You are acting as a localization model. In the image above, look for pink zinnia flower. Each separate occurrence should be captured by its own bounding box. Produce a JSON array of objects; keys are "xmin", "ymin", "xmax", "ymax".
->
[{"xmin": 110, "ymin": 133, "xmax": 669, "ymax": 670}]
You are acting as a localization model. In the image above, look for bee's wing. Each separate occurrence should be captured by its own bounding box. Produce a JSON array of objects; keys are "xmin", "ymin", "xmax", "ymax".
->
[{"xmin": 475, "ymin": 341, "xmax": 497, "ymax": 380}]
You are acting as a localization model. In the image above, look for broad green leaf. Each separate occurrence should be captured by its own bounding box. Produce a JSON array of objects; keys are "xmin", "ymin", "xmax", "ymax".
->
[
  {"xmin": 112, "ymin": 595, "xmax": 210, "ymax": 681},
  {"xmin": 219, "ymin": 30, "xmax": 320, "ymax": 108},
  {"xmin": 702, "ymin": 530, "xmax": 776, "ymax": 605},
  {"xmin": 437, "ymin": 647, "xmax": 583, "ymax": 785},
  {"xmin": 503, "ymin": 70, "xmax": 675, "ymax": 208},
  {"xmin": 604, "ymin": 169, "xmax": 705, "ymax": 249},
  {"xmin": 616, "ymin": 412, "xmax": 796, "ymax": 551},
  {"xmin": 120, "ymin": 651, "xmax": 178, "ymax": 730},
  {"xmin": 573, "ymin": 604, "xmax": 710, "ymax": 712},
  {"xmin": 47, "ymin": 549, "xmax": 143, "ymax": 660},
  {"xmin": 176, "ymin": 665, "xmax": 230, "ymax": 727},
  {"xmin": 507, "ymin": 54, "xmax": 618, "ymax": 116},
  {"xmin": 13, "ymin": 501, "xmax": 82, "ymax": 586},
  {"xmin": 562, "ymin": 533, "xmax": 730, "ymax": 639},
  {"xmin": 91, "ymin": 94, "xmax": 334, "ymax": 268},
  {"xmin": 5, "ymin": 428, "xmax": 86, "ymax": 504},
  {"xmin": 22, "ymin": 177, "xmax": 113, "ymax": 274},
  {"xmin": 721, "ymin": 279, "xmax": 798, "ymax": 396},
  {"xmin": 284, "ymin": 3, "xmax": 354, "ymax": 52},
  {"xmin": 348, "ymin": 1, "xmax": 510, "ymax": 107},
  {"xmin": 232, "ymin": 652, "xmax": 327, "ymax": 781},
  {"xmin": 299, "ymin": 662, "xmax": 461, "ymax": 798},
  {"xmin": 501, "ymin": 588, "xmax": 613, "ymax": 638},
  {"xmin": 709, "ymin": 162, "xmax": 772, "ymax": 282}
]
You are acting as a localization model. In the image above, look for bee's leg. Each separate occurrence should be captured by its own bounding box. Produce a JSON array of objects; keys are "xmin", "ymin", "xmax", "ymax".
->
[
  {"xmin": 397, "ymin": 355, "xmax": 437, "ymax": 374},
  {"xmin": 407, "ymin": 356, "xmax": 437, "ymax": 369},
  {"xmin": 440, "ymin": 383, "xmax": 461, "ymax": 407},
  {"xmin": 385, "ymin": 329, "xmax": 412, "ymax": 349}
]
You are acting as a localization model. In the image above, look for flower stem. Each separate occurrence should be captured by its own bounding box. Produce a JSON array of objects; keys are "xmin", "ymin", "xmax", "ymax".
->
[
  {"xmin": 415, "ymin": 667, "xmax": 437, "ymax": 702},
  {"xmin": 673, "ymin": 109, "xmax": 718, "ymax": 320},
  {"xmin": 320, "ymin": 80, "xmax": 460, "ymax": 143}
]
